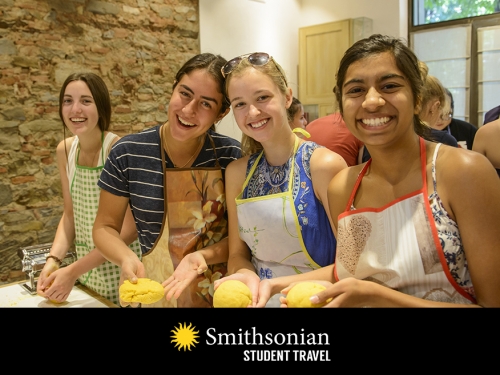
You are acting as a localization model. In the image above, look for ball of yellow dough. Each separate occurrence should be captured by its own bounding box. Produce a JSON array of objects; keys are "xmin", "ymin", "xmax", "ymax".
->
[
  {"xmin": 286, "ymin": 282, "xmax": 330, "ymax": 308},
  {"xmin": 213, "ymin": 280, "xmax": 252, "ymax": 308},
  {"xmin": 119, "ymin": 278, "xmax": 165, "ymax": 305}
]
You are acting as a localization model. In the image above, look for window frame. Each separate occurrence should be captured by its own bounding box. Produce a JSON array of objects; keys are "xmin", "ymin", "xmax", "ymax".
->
[{"xmin": 408, "ymin": 0, "xmax": 500, "ymax": 127}]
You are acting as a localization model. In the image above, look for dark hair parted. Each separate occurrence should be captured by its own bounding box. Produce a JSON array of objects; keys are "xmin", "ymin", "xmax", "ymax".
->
[
  {"xmin": 173, "ymin": 53, "xmax": 230, "ymax": 126},
  {"xmin": 334, "ymin": 34, "xmax": 431, "ymax": 139},
  {"xmin": 59, "ymin": 72, "xmax": 111, "ymax": 132}
]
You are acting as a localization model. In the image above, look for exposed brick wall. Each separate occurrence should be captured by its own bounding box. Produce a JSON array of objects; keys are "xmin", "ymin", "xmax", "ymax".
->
[{"xmin": 0, "ymin": 0, "xmax": 200, "ymax": 284}]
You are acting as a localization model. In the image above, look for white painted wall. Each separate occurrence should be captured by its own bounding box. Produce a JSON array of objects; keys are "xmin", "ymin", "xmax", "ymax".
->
[{"xmin": 200, "ymin": 0, "xmax": 408, "ymax": 141}]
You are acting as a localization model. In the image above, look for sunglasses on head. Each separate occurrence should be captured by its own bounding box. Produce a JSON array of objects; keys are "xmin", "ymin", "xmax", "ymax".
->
[{"xmin": 221, "ymin": 52, "xmax": 288, "ymax": 85}]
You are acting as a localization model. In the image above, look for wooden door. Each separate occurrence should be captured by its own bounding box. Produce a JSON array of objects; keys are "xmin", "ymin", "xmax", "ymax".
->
[{"xmin": 299, "ymin": 19, "xmax": 352, "ymax": 121}]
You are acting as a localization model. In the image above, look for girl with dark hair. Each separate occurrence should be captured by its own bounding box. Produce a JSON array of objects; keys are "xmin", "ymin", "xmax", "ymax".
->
[
  {"xmin": 93, "ymin": 53, "xmax": 242, "ymax": 307},
  {"xmin": 37, "ymin": 72, "xmax": 142, "ymax": 305},
  {"xmin": 282, "ymin": 34, "xmax": 500, "ymax": 307}
]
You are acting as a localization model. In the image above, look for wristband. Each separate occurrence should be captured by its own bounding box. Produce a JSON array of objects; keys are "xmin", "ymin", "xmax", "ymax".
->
[{"xmin": 46, "ymin": 254, "xmax": 62, "ymax": 265}]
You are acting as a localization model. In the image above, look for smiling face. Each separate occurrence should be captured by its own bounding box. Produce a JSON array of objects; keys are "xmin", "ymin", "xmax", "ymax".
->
[
  {"xmin": 168, "ymin": 69, "xmax": 226, "ymax": 142},
  {"xmin": 61, "ymin": 80, "xmax": 100, "ymax": 137},
  {"xmin": 341, "ymin": 52, "xmax": 418, "ymax": 147},
  {"xmin": 227, "ymin": 66, "xmax": 292, "ymax": 144}
]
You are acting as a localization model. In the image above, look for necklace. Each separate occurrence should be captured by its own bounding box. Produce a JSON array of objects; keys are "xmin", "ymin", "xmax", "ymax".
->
[
  {"xmin": 262, "ymin": 140, "xmax": 297, "ymax": 188},
  {"xmin": 163, "ymin": 126, "xmax": 204, "ymax": 168}
]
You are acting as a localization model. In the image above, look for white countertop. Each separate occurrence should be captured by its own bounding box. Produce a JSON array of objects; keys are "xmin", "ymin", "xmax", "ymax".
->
[{"xmin": 0, "ymin": 282, "xmax": 115, "ymax": 308}]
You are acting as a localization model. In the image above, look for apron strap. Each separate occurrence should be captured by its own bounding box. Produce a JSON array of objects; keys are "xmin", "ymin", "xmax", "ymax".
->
[
  {"xmin": 159, "ymin": 127, "xmax": 169, "ymax": 216},
  {"xmin": 206, "ymin": 132, "xmax": 221, "ymax": 169}
]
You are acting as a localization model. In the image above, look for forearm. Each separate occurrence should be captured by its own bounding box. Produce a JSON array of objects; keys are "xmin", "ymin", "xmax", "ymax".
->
[
  {"xmin": 198, "ymin": 237, "xmax": 229, "ymax": 265},
  {"xmin": 63, "ymin": 248, "xmax": 107, "ymax": 280},
  {"xmin": 93, "ymin": 225, "xmax": 137, "ymax": 268},
  {"xmin": 50, "ymin": 214, "xmax": 76, "ymax": 259},
  {"xmin": 269, "ymin": 265, "xmax": 336, "ymax": 295},
  {"xmin": 227, "ymin": 251, "xmax": 255, "ymax": 276}
]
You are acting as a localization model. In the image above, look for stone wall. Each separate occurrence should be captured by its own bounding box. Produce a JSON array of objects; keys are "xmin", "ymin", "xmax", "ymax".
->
[{"xmin": 0, "ymin": 0, "xmax": 200, "ymax": 284}]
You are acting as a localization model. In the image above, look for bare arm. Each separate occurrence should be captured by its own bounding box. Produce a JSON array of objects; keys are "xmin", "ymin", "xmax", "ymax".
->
[
  {"xmin": 472, "ymin": 119, "xmax": 500, "ymax": 169},
  {"xmin": 442, "ymin": 148, "xmax": 500, "ymax": 307},
  {"xmin": 310, "ymin": 147, "xmax": 348, "ymax": 230},
  {"xmin": 93, "ymin": 189, "xmax": 144, "ymax": 280},
  {"xmin": 37, "ymin": 139, "xmax": 77, "ymax": 298},
  {"xmin": 225, "ymin": 158, "xmax": 256, "ymax": 275}
]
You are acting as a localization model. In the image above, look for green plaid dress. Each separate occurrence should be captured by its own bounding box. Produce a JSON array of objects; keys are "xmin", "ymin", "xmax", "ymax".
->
[{"xmin": 69, "ymin": 132, "xmax": 142, "ymax": 305}]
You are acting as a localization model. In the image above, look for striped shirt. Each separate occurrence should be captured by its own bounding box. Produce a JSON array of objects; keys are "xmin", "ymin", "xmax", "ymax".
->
[{"xmin": 98, "ymin": 125, "xmax": 242, "ymax": 254}]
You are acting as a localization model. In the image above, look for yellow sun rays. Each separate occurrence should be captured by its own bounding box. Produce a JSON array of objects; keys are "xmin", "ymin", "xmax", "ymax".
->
[{"xmin": 171, "ymin": 322, "xmax": 200, "ymax": 351}]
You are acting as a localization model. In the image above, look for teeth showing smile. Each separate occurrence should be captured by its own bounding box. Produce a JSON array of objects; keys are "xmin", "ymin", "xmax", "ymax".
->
[
  {"xmin": 179, "ymin": 117, "xmax": 195, "ymax": 126},
  {"xmin": 250, "ymin": 119, "xmax": 268, "ymax": 128},
  {"xmin": 362, "ymin": 117, "xmax": 390, "ymax": 127},
  {"xmin": 71, "ymin": 118, "xmax": 86, "ymax": 122}
]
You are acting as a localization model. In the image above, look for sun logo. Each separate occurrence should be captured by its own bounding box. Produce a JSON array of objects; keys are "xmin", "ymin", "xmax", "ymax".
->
[{"xmin": 171, "ymin": 322, "xmax": 200, "ymax": 351}]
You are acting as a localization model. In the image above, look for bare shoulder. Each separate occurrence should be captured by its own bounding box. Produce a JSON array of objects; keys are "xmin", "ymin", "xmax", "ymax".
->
[
  {"xmin": 310, "ymin": 145, "xmax": 348, "ymax": 170},
  {"xmin": 437, "ymin": 144, "xmax": 498, "ymax": 184},
  {"xmin": 327, "ymin": 164, "xmax": 363, "ymax": 223},
  {"xmin": 328, "ymin": 163, "xmax": 364, "ymax": 209},
  {"xmin": 56, "ymin": 136, "xmax": 75, "ymax": 156},
  {"xmin": 109, "ymin": 132, "xmax": 121, "ymax": 146},
  {"xmin": 477, "ymin": 119, "xmax": 500, "ymax": 136},
  {"xmin": 328, "ymin": 164, "xmax": 363, "ymax": 195},
  {"xmin": 226, "ymin": 155, "xmax": 250, "ymax": 183}
]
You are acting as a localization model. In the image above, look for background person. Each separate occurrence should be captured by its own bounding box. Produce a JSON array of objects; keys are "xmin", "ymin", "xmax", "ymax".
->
[
  {"xmin": 307, "ymin": 111, "xmax": 364, "ymax": 166},
  {"xmin": 37, "ymin": 72, "xmax": 142, "ymax": 305},
  {"xmin": 214, "ymin": 52, "xmax": 347, "ymax": 307},
  {"xmin": 483, "ymin": 104, "xmax": 500, "ymax": 125},
  {"xmin": 472, "ymin": 118, "xmax": 500, "ymax": 177},
  {"xmin": 436, "ymin": 88, "xmax": 477, "ymax": 150},
  {"xmin": 93, "ymin": 53, "xmax": 242, "ymax": 308},
  {"xmin": 286, "ymin": 96, "xmax": 308, "ymax": 131},
  {"xmin": 417, "ymin": 62, "xmax": 459, "ymax": 147}
]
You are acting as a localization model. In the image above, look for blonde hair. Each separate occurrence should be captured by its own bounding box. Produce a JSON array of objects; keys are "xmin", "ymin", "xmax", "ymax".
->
[
  {"xmin": 224, "ymin": 56, "xmax": 289, "ymax": 156},
  {"xmin": 419, "ymin": 61, "xmax": 446, "ymax": 117}
]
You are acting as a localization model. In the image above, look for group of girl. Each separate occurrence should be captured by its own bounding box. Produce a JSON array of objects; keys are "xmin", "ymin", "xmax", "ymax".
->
[{"xmin": 37, "ymin": 34, "xmax": 500, "ymax": 308}]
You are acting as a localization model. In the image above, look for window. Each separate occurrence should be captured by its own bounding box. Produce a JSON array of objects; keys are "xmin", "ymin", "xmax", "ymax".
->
[
  {"xmin": 413, "ymin": 0, "xmax": 500, "ymax": 26},
  {"xmin": 409, "ymin": 0, "xmax": 500, "ymax": 126}
]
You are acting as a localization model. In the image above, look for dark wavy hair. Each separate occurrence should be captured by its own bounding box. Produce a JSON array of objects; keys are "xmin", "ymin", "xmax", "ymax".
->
[{"xmin": 173, "ymin": 53, "xmax": 229, "ymax": 130}]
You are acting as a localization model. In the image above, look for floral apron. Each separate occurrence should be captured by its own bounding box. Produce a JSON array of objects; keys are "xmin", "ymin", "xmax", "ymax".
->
[
  {"xmin": 236, "ymin": 137, "xmax": 320, "ymax": 307},
  {"xmin": 71, "ymin": 132, "xmax": 142, "ymax": 306},
  {"xmin": 141, "ymin": 131, "xmax": 228, "ymax": 308},
  {"xmin": 334, "ymin": 138, "xmax": 474, "ymax": 304}
]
